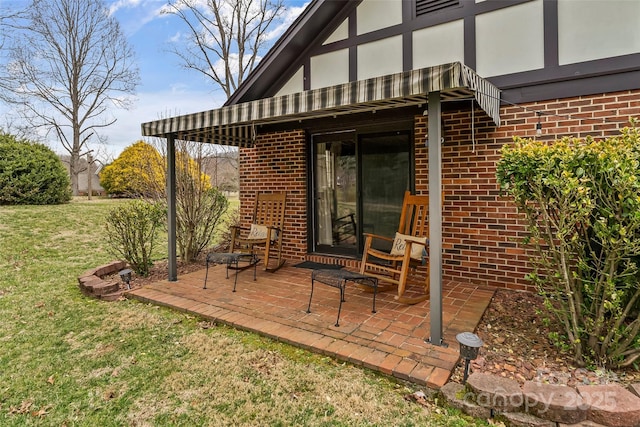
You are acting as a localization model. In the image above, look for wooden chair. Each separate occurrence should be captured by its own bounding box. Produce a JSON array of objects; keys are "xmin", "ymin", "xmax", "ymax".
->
[
  {"xmin": 359, "ymin": 191, "xmax": 432, "ymax": 304},
  {"xmin": 230, "ymin": 192, "xmax": 287, "ymax": 272}
]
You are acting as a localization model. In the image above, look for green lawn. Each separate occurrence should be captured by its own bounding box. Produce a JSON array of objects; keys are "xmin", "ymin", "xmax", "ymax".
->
[{"xmin": 0, "ymin": 198, "xmax": 486, "ymax": 426}]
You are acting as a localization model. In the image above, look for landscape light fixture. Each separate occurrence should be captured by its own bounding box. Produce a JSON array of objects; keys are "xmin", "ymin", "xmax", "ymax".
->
[
  {"xmin": 119, "ymin": 268, "xmax": 133, "ymax": 290},
  {"xmin": 456, "ymin": 332, "xmax": 483, "ymax": 383},
  {"xmin": 536, "ymin": 111, "xmax": 543, "ymax": 136}
]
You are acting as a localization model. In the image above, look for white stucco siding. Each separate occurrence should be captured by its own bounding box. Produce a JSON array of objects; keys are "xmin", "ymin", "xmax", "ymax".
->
[
  {"xmin": 310, "ymin": 49, "xmax": 350, "ymax": 89},
  {"xmin": 324, "ymin": 18, "xmax": 349, "ymax": 45},
  {"xmin": 275, "ymin": 66, "xmax": 304, "ymax": 96},
  {"xmin": 475, "ymin": 0, "xmax": 545, "ymax": 77},
  {"xmin": 357, "ymin": 0, "xmax": 402, "ymax": 36},
  {"xmin": 413, "ymin": 20, "xmax": 465, "ymax": 69},
  {"xmin": 558, "ymin": 0, "xmax": 640, "ymax": 65},
  {"xmin": 357, "ymin": 35, "xmax": 403, "ymax": 80}
]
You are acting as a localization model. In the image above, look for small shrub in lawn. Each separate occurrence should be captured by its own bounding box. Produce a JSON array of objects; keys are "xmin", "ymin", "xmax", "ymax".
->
[
  {"xmin": 0, "ymin": 132, "xmax": 71, "ymax": 205},
  {"xmin": 175, "ymin": 187, "xmax": 229, "ymax": 261},
  {"xmin": 105, "ymin": 199, "xmax": 166, "ymax": 276}
]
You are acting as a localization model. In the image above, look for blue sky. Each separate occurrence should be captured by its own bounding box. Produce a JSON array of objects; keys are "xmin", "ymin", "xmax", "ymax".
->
[
  {"xmin": 1, "ymin": 0, "xmax": 309, "ymax": 158},
  {"xmin": 104, "ymin": 0, "xmax": 309, "ymax": 158}
]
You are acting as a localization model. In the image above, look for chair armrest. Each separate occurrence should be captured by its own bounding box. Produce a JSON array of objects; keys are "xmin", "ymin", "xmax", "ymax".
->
[
  {"xmin": 405, "ymin": 238, "xmax": 429, "ymax": 248},
  {"xmin": 362, "ymin": 233, "xmax": 394, "ymax": 244},
  {"xmin": 230, "ymin": 225, "xmax": 249, "ymax": 236},
  {"xmin": 230, "ymin": 225, "xmax": 249, "ymax": 231}
]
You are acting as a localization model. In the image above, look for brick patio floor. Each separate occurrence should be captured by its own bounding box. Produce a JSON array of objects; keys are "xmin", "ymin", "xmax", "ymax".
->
[{"xmin": 125, "ymin": 262, "xmax": 495, "ymax": 389}]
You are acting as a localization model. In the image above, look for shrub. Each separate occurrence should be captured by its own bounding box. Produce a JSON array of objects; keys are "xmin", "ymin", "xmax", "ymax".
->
[
  {"xmin": 175, "ymin": 185, "xmax": 229, "ymax": 262},
  {"xmin": 496, "ymin": 122, "xmax": 640, "ymax": 368},
  {"xmin": 99, "ymin": 141, "xmax": 164, "ymax": 197},
  {"xmin": 104, "ymin": 200, "xmax": 166, "ymax": 276},
  {"xmin": 144, "ymin": 140, "xmax": 229, "ymax": 262},
  {"xmin": 0, "ymin": 132, "xmax": 71, "ymax": 205}
]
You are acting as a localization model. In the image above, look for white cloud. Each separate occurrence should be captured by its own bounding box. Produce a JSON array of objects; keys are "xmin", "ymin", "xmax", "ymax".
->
[
  {"xmin": 167, "ymin": 31, "xmax": 184, "ymax": 44},
  {"xmin": 98, "ymin": 87, "xmax": 227, "ymax": 158},
  {"xmin": 108, "ymin": 0, "xmax": 169, "ymax": 36},
  {"xmin": 108, "ymin": 0, "xmax": 144, "ymax": 15},
  {"xmin": 265, "ymin": 2, "xmax": 310, "ymax": 42}
]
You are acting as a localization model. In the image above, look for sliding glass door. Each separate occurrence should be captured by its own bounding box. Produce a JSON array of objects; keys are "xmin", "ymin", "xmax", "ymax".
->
[
  {"xmin": 360, "ymin": 132, "xmax": 411, "ymax": 252},
  {"xmin": 313, "ymin": 132, "xmax": 357, "ymax": 255},
  {"xmin": 312, "ymin": 130, "xmax": 411, "ymax": 256}
]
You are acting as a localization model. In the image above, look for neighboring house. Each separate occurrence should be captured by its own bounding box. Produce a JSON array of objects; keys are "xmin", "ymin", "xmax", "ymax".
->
[
  {"xmin": 142, "ymin": 0, "xmax": 640, "ymax": 293},
  {"xmin": 60, "ymin": 155, "xmax": 105, "ymax": 196}
]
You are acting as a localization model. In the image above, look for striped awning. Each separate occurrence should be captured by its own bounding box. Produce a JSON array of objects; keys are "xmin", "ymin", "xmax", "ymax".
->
[{"xmin": 141, "ymin": 62, "xmax": 501, "ymax": 147}]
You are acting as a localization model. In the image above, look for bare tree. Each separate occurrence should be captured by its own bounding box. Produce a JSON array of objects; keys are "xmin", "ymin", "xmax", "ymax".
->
[
  {"xmin": 0, "ymin": 8, "xmax": 23, "ymax": 104},
  {"xmin": 202, "ymin": 146, "xmax": 239, "ymax": 190},
  {"xmin": 163, "ymin": 0, "xmax": 285, "ymax": 98},
  {"xmin": 1, "ymin": 0, "xmax": 139, "ymax": 195}
]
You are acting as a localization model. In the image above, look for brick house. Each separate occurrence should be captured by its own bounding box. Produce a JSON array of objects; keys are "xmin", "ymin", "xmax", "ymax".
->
[{"xmin": 142, "ymin": 0, "xmax": 640, "ymax": 296}]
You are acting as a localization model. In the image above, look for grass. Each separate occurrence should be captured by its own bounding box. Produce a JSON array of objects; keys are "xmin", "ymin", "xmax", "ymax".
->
[{"xmin": 0, "ymin": 198, "xmax": 487, "ymax": 426}]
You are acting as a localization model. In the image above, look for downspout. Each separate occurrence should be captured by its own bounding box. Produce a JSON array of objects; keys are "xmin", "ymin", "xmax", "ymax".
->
[
  {"xmin": 427, "ymin": 91, "xmax": 444, "ymax": 346},
  {"xmin": 167, "ymin": 133, "xmax": 177, "ymax": 281}
]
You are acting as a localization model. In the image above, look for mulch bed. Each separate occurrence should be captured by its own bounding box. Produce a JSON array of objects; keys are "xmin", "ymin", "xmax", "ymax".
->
[{"xmin": 449, "ymin": 288, "xmax": 638, "ymax": 386}]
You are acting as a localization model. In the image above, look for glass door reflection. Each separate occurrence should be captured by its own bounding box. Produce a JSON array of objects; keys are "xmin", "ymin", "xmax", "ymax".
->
[{"xmin": 314, "ymin": 134, "xmax": 357, "ymax": 255}]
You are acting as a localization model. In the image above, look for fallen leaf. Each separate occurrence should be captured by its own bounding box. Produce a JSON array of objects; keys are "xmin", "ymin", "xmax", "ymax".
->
[
  {"xmin": 31, "ymin": 405, "xmax": 51, "ymax": 418},
  {"xmin": 9, "ymin": 400, "xmax": 32, "ymax": 414},
  {"xmin": 47, "ymin": 375, "xmax": 55, "ymax": 385}
]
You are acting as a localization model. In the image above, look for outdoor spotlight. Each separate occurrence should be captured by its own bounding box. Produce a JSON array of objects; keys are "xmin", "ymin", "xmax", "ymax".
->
[
  {"xmin": 456, "ymin": 332, "xmax": 483, "ymax": 384},
  {"xmin": 119, "ymin": 268, "xmax": 133, "ymax": 290}
]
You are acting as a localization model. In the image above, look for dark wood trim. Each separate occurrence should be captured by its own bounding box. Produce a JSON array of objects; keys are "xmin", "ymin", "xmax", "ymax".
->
[
  {"xmin": 543, "ymin": 0, "xmax": 559, "ymax": 68},
  {"xmin": 403, "ymin": 0, "xmax": 414, "ymax": 21},
  {"xmin": 490, "ymin": 53, "xmax": 640, "ymax": 90},
  {"xmin": 305, "ymin": 128, "xmax": 315, "ymax": 254},
  {"xmin": 303, "ymin": 59, "xmax": 310, "ymax": 91},
  {"xmin": 502, "ymin": 70, "xmax": 640, "ymax": 105},
  {"xmin": 349, "ymin": 9, "xmax": 358, "ymax": 81},
  {"xmin": 403, "ymin": 0, "xmax": 413, "ymax": 70},
  {"xmin": 403, "ymin": 33, "xmax": 413, "ymax": 71},
  {"xmin": 463, "ymin": 15, "xmax": 475, "ymax": 70}
]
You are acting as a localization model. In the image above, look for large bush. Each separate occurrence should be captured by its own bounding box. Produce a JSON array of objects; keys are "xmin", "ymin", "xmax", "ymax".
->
[
  {"xmin": 497, "ymin": 123, "xmax": 640, "ymax": 368},
  {"xmin": 99, "ymin": 141, "xmax": 164, "ymax": 197},
  {"xmin": 104, "ymin": 200, "xmax": 166, "ymax": 276},
  {"xmin": 0, "ymin": 132, "xmax": 71, "ymax": 205}
]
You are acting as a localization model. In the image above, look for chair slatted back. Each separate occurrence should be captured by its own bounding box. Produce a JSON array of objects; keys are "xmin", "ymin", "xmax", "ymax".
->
[
  {"xmin": 397, "ymin": 191, "xmax": 430, "ymax": 238},
  {"xmin": 253, "ymin": 192, "xmax": 286, "ymax": 229}
]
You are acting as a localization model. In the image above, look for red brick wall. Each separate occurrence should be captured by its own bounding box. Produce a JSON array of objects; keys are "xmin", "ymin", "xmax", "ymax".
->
[
  {"xmin": 239, "ymin": 130, "xmax": 308, "ymax": 262},
  {"xmin": 239, "ymin": 89, "xmax": 640, "ymax": 291},
  {"xmin": 433, "ymin": 89, "xmax": 640, "ymax": 292}
]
